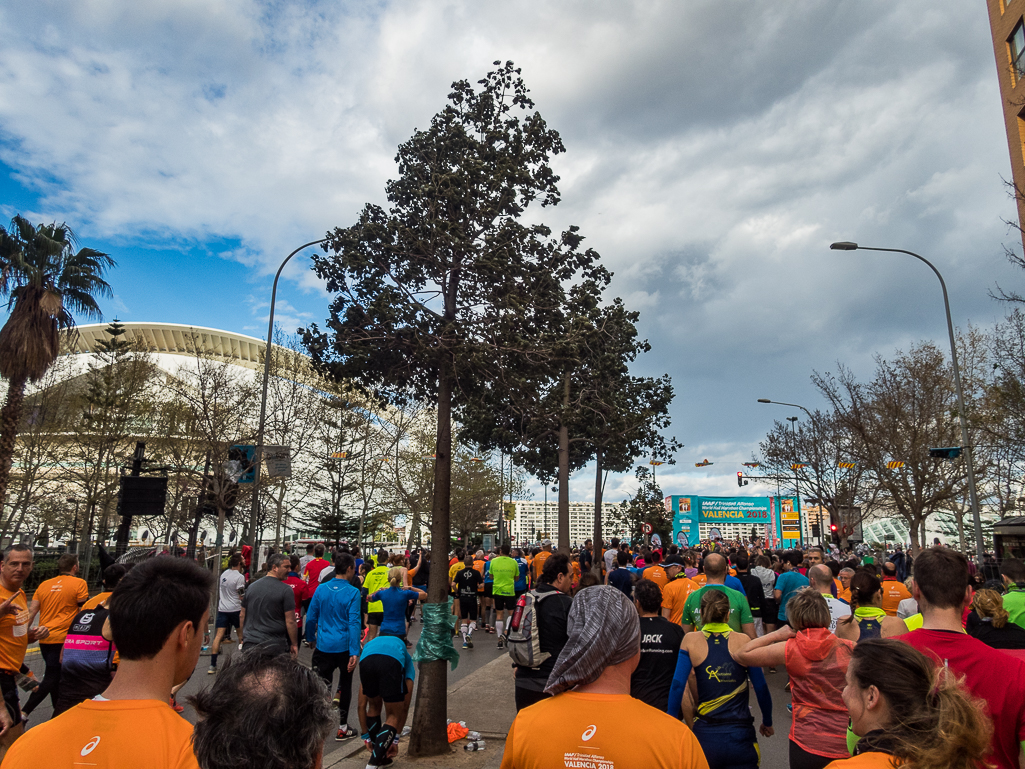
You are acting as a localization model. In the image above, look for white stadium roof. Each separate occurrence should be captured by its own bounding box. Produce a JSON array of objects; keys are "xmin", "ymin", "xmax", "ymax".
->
[{"xmin": 70, "ymin": 322, "xmax": 277, "ymax": 371}]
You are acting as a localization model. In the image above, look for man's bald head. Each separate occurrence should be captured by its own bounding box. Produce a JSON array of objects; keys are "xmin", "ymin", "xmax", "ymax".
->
[
  {"xmin": 703, "ymin": 553, "xmax": 727, "ymax": 582},
  {"xmin": 808, "ymin": 564, "xmax": 833, "ymax": 591}
]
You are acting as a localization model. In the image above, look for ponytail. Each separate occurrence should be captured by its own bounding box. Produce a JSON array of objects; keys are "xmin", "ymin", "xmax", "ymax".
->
[
  {"xmin": 843, "ymin": 570, "xmax": 880, "ymax": 626},
  {"xmin": 387, "ymin": 567, "xmax": 403, "ymax": 588},
  {"xmin": 972, "ymin": 589, "xmax": 1009, "ymax": 629},
  {"xmin": 849, "ymin": 640, "xmax": 992, "ymax": 769}
]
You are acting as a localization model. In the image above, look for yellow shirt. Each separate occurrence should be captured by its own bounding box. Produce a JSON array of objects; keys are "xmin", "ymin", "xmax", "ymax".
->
[
  {"xmin": 34, "ymin": 574, "xmax": 90, "ymax": 644},
  {"xmin": 3, "ymin": 699, "xmax": 199, "ymax": 768}
]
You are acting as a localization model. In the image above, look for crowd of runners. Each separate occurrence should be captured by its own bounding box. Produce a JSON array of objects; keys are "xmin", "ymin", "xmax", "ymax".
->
[{"xmin": 0, "ymin": 535, "xmax": 1020, "ymax": 768}]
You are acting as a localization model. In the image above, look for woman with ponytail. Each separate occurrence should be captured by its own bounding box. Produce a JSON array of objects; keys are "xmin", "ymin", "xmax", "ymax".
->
[
  {"xmin": 969, "ymin": 588, "xmax": 1025, "ymax": 650},
  {"xmin": 827, "ymin": 638, "xmax": 992, "ymax": 768},
  {"xmin": 835, "ymin": 572, "xmax": 907, "ymax": 643},
  {"xmin": 367, "ymin": 567, "xmax": 426, "ymax": 643}
]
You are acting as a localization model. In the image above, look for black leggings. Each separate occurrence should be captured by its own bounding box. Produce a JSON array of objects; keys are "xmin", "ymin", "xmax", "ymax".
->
[
  {"xmin": 514, "ymin": 685, "xmax": 550, "ymax": 712},
  {"xmin": 789, "ymin": 739, "xmax": 837, "ymax": 769},
  {"xmin": 312, "ymin": 650, "xmax": 353, "ymax": 725},
  {"xmin": 23, "ymin": 643, "xmax": 62, "ymax": 715}
]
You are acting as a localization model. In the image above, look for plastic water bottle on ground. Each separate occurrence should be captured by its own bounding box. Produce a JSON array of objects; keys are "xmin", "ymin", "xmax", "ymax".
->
[
  {"xmin": 467, "ymin": 731, "xmax": 481, "ymax": 740},
  {"xmin": 464, "ymin": 740, "xmax": 486, "ymax": 752},
  {"xmin": 400, "ymin": 726, "xmax": 411, "ymax": 737}
]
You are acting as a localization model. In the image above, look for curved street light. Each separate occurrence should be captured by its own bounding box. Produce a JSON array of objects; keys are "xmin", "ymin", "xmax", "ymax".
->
[
  {"xmin": 829, "ymin": 241, "xmax": 984, "ymax": 562},
  {"xmin": 246, "ymin": 237, "xmax": 329, "ymax": 581}
]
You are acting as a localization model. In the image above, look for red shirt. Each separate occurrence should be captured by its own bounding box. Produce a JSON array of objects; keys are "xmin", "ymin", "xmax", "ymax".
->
[
  {"xmin": 302, "ymin": 559, "xmax": 330, "ymax": 600},
  {"xmin": 284, "ymin": 575, "xmax": 306, "ymax": 623},
  {"xmin": 899, "ymin": 628, "xmax": 1025, "ymax": 769}
]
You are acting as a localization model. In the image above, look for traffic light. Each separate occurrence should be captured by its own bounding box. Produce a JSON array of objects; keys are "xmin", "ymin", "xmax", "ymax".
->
[
  {"xmin": 830, "ymin": 522, "xmax": 839, "ymax": 545},
  {"xmin": 737, "ymin": 472, "xmax": 748, "ymax": 487},
  {"xmin": 811, "ymin": 523, "xmax": 820, "ymax": 538},
  {"xmin": 929, "ymin": 447, "xmax": 962, "ymax": 459}
]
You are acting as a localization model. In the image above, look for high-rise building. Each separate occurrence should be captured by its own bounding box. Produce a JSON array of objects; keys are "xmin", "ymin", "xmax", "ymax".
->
[
  {"xmin": 507, "ymin": 500, "xmax": 625, "ymax": 547},
  {"xmin": 987, "ymin": 0, "xmax": 1025, "ymax": 249}
]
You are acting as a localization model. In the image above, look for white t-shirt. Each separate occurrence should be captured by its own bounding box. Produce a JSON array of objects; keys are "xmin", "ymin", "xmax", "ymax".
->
[
  {"xmin": 219, "ymin": 569, "xmax": 247, "ymax": 613},
  {"xmin": 603, "ymin": 549, "xmax": 616, "ymax": 573},
  {"xmin": 822, "ymin": 594, "xmax": 852, "ymax": 633},
  {"xmin": 896, "ymin": 597, "xmax": 919, "ymax": 619}
]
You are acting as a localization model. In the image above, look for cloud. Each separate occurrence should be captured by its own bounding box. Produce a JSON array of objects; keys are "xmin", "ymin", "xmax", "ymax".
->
[{"xmin": 0, "ymin": 0, "xmax": 1019, "ymax": 498}]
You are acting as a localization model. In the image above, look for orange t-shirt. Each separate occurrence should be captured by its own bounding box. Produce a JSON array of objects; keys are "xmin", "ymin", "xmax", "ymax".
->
[
  {"xmin": 501, "ymin": 691, "xmax": 709, "ymax": 769},
  {"xmin": 532, "ymin": 551, "xmax": 552, "ymax": 582},
  {"xmin": 692, "ymin": 573, "xmax": 708, "ymax": 587},
  {"xmin": 2, "ymin": 699, "xmax": 199, "ymax": 768},
  {"xmin": 880, "ymin": 580, "xmax": 911, "ymax": 617},
  {"xmin": 0, "ymin": 583, "xmax": 29, "ymax": 672},
  {"xmin": 662, "ymin": 577, "xmax": 699, "ymax": 625},
  {"xmin": 473, "ymin": 560, "xmax": 486, "ymax": 592},
  {"xmin": 83, "ymin": 591, "xmax": 112, "ymax": 611},
  {"xmin": 825, "ymin": 753, "xmax": 901, "ymax": 768},
  {"xmin": 34, "ymin": 574, "xmax": 89, "ymax": 644},
  {"xmin": 642, "ymin": 565, "xmax": 669, "ymax": 589},
  {"xmin": 838, "ymin": 587, "xmax": 851, "ymax": 604},
  {"xmin": 571, "ymin": 561, "xmax": 581, "ymax": 589}
]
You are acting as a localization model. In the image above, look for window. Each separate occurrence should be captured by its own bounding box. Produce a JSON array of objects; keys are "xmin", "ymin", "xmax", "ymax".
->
[{"xmin": 1010, "ymin": 21, "xmax": 1025, "ymax": 82}]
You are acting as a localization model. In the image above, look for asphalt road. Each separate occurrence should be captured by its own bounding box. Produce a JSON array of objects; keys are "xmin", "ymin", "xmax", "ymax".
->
[{"xmin": 19, "ymin": 621, "xmax": 798, "ymax": 768}]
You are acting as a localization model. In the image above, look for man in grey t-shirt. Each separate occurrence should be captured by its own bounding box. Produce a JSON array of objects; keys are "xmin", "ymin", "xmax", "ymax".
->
[{"xmin": 240, "ymin": 553, "xmax": 298, "ymax": 657}]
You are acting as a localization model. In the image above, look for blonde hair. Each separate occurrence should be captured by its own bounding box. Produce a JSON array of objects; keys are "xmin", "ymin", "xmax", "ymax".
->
[
  {"xmin": 387, "ymin": 567, "xmax": 405, "ymax": 588},
  {"xmin": 972, "ymin": 589, "xmax": 1009, "ymax": 629},
  {"xmin": 786, "ymin": 588, "xmax": 831, "ymax": 631},
  {"xmin": 699, "ymin": 589, "xmax": 731, "ymax": 626}
]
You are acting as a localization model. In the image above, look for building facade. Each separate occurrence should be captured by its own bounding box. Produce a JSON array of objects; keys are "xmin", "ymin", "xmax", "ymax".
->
[
  {"xmin": 507, "ymin": 500, "xmax": 625, "ymax": 547},
  {"xmin": 987, "ymin": 0, "xmax": 1025, "ymax": 250}
]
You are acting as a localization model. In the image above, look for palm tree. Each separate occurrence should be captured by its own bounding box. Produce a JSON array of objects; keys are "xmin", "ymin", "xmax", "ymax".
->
[{"xmin": 0, "ymin": 216, "xmax": 115, "ymax": 515}]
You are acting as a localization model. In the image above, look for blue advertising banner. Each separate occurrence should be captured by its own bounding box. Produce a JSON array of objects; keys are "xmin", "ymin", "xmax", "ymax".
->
[{"xmin": 670, "ymin": 495, "xmax": 801, "ymax": 547}]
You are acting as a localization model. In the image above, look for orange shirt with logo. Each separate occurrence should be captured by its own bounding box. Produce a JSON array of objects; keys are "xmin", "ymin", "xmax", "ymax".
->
[
  {"xmin": 642, "ymin": 565, "xmax": 669, "ymax": 589},
  {"xmin": 880, "ymin": 579, "xmax": 911, "ymax": 617},
  {"xmin": 532, "ymin": 551, "xmax": 551, "ymax": 582},
  {"xmin": 662, "ymin": 577, "xmax": 699, "ymax": 625},
  {"xmin": 692, "ymin": 573, "xmax": 708, "ymax": 587},
  {"xmin": 501, "ymin": 691, "xmax": 709, "ymax": 769},
  {"xmin": 34, "ymin": 574, "xmax": 89, "ymax": 644},
  {"xmin": 2, "ymin": 699, "xmax": 199, "ymax": 768},
  {"xmin": 0, "ymin": 583, "xmax": 29, "ymax": 672}
]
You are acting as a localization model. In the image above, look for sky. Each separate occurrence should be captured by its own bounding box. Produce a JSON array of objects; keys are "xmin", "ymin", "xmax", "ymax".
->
[{"xmin": 1, "ymin": 0, "xmax": 1021, "ymax": 505}]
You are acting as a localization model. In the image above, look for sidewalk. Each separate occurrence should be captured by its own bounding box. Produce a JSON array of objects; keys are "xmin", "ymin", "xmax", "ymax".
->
[{"xmin": 326, "ymin": 655, "xmax": 516, "ymax": 768}]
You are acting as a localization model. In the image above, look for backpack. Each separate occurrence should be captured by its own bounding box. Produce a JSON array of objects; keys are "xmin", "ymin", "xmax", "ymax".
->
[{"xmin": 506, "ymin": 589, "xmax": 557, "ymax": 668}]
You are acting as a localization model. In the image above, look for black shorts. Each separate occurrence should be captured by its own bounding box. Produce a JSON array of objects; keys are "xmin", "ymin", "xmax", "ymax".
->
[
  {"xmin": 0, "ymin": 672, "xmax": 21, "ymax": 724},
  {"xmin": 483, "ymin": 583, "xmax": 493, "ymax": 597},
  {"xmin": 216, "ymin": 611, "xmax": 241, "ymax": 630},
  {"xmin": 367, "ymin": 612, "xmax": 384, "ymax": 627},
  {"xmin": 458, "ymin": 597, "xmax": 478, "ymax": 620},
  {"xmin": 493, "ymin": 594, "xmax": 517, "ymax": 611},
  {"xmin": 359, "ymin": 654, "xmax": 408, "ymax": 703}
]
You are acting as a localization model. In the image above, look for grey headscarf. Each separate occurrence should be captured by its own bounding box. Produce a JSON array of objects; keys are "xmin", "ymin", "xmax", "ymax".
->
[{"xmin": 544, "ymin": 585, "xmax": 641, "ymax": 695}]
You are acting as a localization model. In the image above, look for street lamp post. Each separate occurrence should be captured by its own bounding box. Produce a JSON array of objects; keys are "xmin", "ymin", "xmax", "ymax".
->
[
  {"xmin": 787, "ymin": 416, "xmax": 800, "ymax": 545},
  {"xmin": 246, "ymin": 238, "xmax": 329, "ymax": 582},
  {"xmin": 758, "ymin": 399, "xmax": 816, "ymax": 545},
  {"xmin": 829, "ymin": 242, "xmax": 985, "ymax": 562}
]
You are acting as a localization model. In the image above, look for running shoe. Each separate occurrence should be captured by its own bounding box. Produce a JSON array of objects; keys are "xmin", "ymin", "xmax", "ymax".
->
[
  {"xmin": 366, "ymin": 759, "xmax": 393, "ymax": 768},
  {"xmin": 497, "ymin": 638, "xmax": 505, "ymax": 649},
  {"xmin": 336, "ymin": 725, "xmax": 358, "ymax": 741},
  {"xmin": 462, "ymin": 641, "xmax": 468, "ymax": 649},
  {"xmin": 333, "ymin": 689, "xmax": 341, "ymax": 705},
  {"xmin": 171, "ymin": 698, "xmax": 184, "ymax": 714},
  {"xmin": 467, "ymin": 639, "xmax": 473, "ymax": 649},
  {"xmin": 207, "ymin": 666, "xmax": 217, "ymax": 675}
]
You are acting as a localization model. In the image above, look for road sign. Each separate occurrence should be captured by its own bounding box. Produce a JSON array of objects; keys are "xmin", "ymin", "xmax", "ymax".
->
[
  {"xmin": 264, "ymin": 445, "xmax": 291, "ymax": 478},
  {"xmin": 642, "ymin": 523, "xmax": 653, "ymax": 534}
]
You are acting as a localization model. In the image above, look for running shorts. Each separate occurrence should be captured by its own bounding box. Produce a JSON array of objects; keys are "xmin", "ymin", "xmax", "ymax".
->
[
  {"xmin": 367, "ymin": 612, "xmax": 384, "ymax": 627},
  {"xmin": 458, "ymin": 597, "xmax": 479, "ymax": 620},
  {"xmin": 216, "ymin": 610, "xmax": 241, "ymax": 630},
  {"xmin": 483, "ymin": 583, "xmax": 493, "ymax": 597},
  {"xmin": 359, "ymin": 654, "xmax": 407, "ymax": 703},
  {"xmin": 0, "ymin": 673, "xmax": 20, "ymax": 724},
  {"xmin": 493, "ymin": 594, "xmax": 516, "ymax": 611}
]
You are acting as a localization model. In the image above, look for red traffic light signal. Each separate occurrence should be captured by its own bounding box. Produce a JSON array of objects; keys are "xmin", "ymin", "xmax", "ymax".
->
[
  {"xmin": 737, "ymin": 472, "xmax": 748, "ymax": 488},
  {"xmin": 830, "ymin": 524, "xmax": 838, "ymax": 532}
]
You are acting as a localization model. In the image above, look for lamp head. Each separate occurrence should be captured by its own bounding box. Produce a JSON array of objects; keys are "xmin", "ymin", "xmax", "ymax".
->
[
  {"xmin": 787, "ymin": 416, "xmax": 799, "ymax": 423},
  {"xmin": 757, "ymin": 399, "xmax": 771, "ymax": 403},
  {"xmin": 830, "ymin": 241, "xmax": 858, "ymax": 251}
]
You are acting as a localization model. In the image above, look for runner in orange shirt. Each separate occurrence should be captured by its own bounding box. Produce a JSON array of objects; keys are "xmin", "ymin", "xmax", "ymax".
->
[
  {"xmin": 642, "ymin": 551, "xmax": 669, "ymax": 589},
  {"xmin": 3, "ymin": 556, "xmax": 213, "ymax": 769},
  {"xmin": 23, "ymin": 553, "xmax": 88, "ymax": 719},
  {"xmin": 879, "ymin": 562, "xmax": 911, "ymax": 616},
  {"xmin": 531, "ymin": 541, "xmax": 553, "ymax": 584},
  {"xmin": 661, "ymin": 562, "xmax": 699, "ymax": 625},
  {"xmin": 0, "ymin": 544, "xmax": 48, "ymax": 759}
]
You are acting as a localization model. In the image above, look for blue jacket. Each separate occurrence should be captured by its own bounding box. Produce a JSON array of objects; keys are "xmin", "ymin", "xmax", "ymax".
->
[{"xmin": 305, "ymin": 577, "xmax": 362, "ymax": 656}]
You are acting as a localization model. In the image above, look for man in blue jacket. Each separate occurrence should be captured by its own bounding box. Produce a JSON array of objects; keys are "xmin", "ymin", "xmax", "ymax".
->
[{"xmin": 306, "ymin": 552, "xmax": 362, "ymax": 742}]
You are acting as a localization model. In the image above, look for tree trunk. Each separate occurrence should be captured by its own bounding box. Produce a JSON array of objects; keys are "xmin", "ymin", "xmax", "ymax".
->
[
  {"xmin": 557, "ymin": 372, "xmax": 570, "ymax": 555},
  {"xmin": 408, "ymin": 358, "xmax": 453, "ymax": 758},
  {"xmin": 0, "ymin": 375, "xmax": 28, "ymax": 517},
  {"xmin": 593, "ymin": 447, "xmax": 603, "ymax": 575}
]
